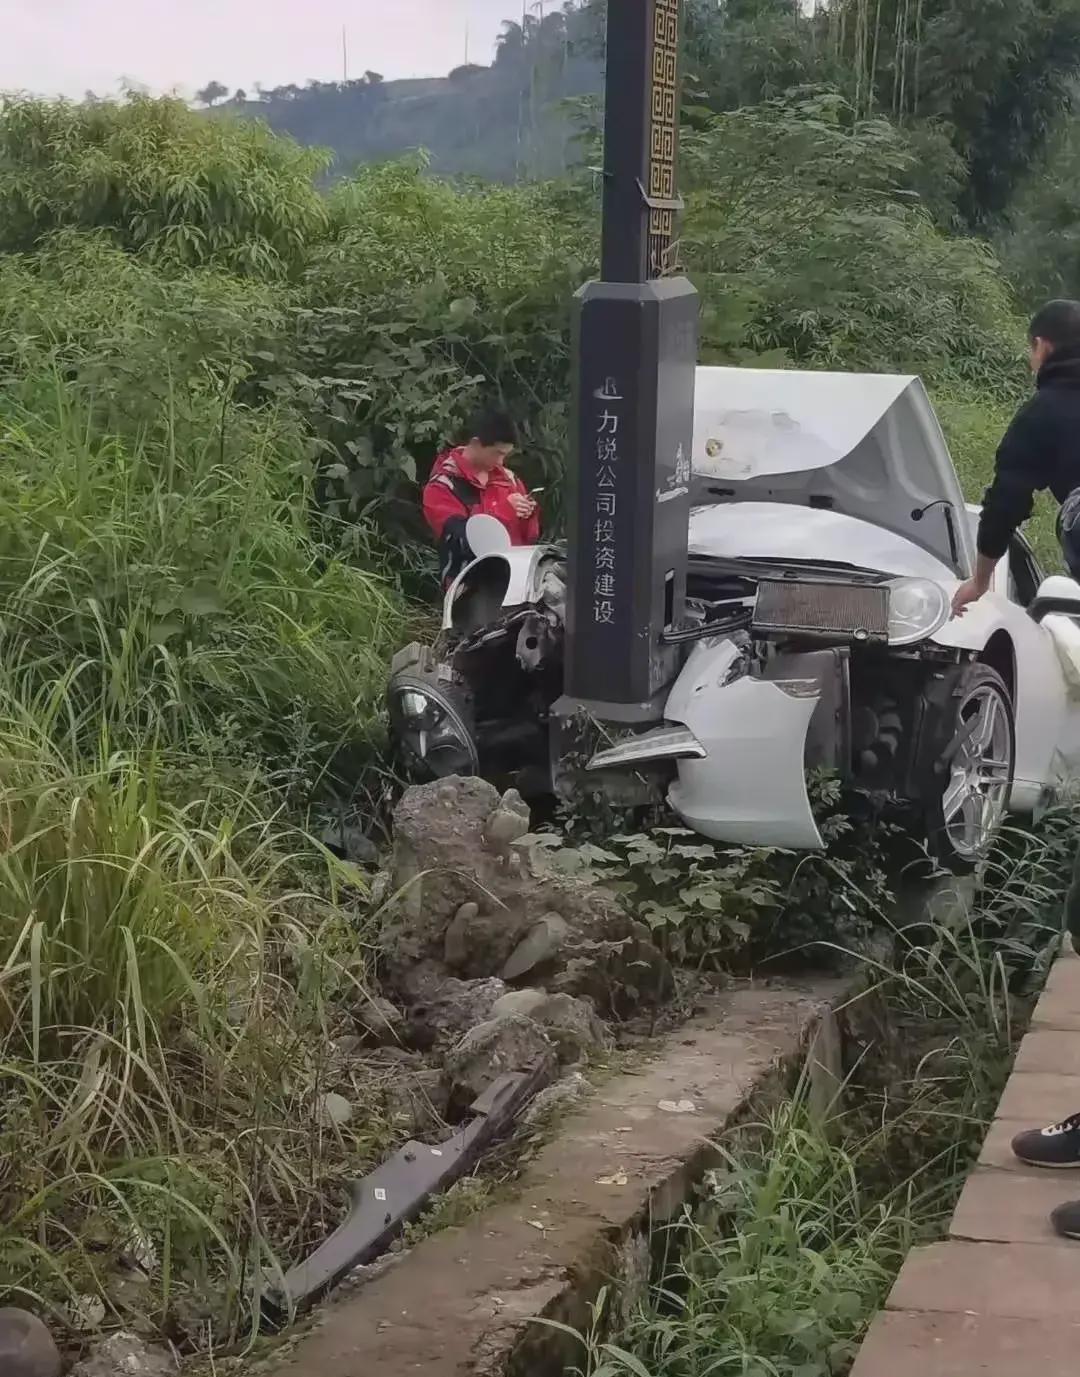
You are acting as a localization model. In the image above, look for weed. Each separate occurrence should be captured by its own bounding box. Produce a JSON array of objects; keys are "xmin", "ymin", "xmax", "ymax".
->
[
  {"xmin": 532, "ymin": 778, "xmax": 889, "ymax": 970},
  {"xmin": 545, "ymin": 822, "xmax": 1066, "ymax": 1377}
]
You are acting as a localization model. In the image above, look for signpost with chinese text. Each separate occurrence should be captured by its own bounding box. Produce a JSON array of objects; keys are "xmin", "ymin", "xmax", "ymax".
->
[{"xmin": 560, "ymin": 0, "xmax": 699, "ymax": 720}]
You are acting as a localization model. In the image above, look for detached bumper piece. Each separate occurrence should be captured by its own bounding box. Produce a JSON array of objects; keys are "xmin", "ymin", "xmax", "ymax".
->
[
  {"xmin": 585, "ymin": 725, "xmax": 707, "ymax": 772},
  {"xmin": 663, "ymin": 638, "xmax": 827, "ymax": 850},
  {"xmin": 263, "ymin": 1063, "xmax": 549, "ymax": 1319}
]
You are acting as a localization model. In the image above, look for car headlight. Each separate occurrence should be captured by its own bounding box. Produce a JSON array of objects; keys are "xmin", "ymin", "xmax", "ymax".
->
[
  {"xmin": 887, "ymin": 577, "xmax": 950, "ymax": 646},
  {"xmin": 387, "ymin": 676, "xmax": 479, "ymax": 777}
]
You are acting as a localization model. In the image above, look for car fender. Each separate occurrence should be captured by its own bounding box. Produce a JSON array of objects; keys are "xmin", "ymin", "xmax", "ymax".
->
[
  {"xmin": 930, "ymin": 588, "xmax": 1067, "ymax": 809},
  {"xmin": 442, "ymin": 545, "xmax": 557, "ymax": 630},
  {"xmin": 664, "ymin": 638, "xmax": 825, "ymax": 849},
  {"xmin": 927, "ymin": 590, "xmax": 1012, "ymax": 654}
]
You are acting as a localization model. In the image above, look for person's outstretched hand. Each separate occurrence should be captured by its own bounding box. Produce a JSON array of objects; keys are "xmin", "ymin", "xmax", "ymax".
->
[{"xmin": 951, "ymin": 577, "xmax": 986, "ymax": 617}]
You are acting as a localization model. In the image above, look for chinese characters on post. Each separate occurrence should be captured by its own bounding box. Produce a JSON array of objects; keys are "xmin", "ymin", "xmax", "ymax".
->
[{"xmin": 593, "ymin": 377, "xmax": 622, "ymax": 626}]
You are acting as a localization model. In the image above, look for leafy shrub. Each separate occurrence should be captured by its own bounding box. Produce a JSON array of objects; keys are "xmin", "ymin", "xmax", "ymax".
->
[
  {"xmin": 682, "ymin": 95, "xmax": 1024, "ymax": 390},
  {"xmin": 996, "ymin": 116, "xmax": 1080, "ymax": 307},
  {"xmin": 0, "ymin": 94, "xmax": 329, "ymax": 276},
  {"xmin": 286, "ymin": 159, "xmax": 593, "ymax": 526},
  {"xmin": 0, "ymin": 232, "xmax": 290, "ymax": 437},
  {"xmin": 534, "ymin": 778, "xmax": 889, "ymax": 969}
]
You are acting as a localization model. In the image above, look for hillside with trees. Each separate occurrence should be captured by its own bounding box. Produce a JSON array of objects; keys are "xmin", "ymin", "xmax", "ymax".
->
[
  {"xmin": 200, "ymin": 4, "xmax": 603, "ymax": 181},
  {"xmin": 2, "ymin": 0, "xmax": 1080, "ymax": 1362}
]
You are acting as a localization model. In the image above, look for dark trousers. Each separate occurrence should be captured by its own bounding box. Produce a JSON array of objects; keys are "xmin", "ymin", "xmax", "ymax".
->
[{"xmin": 1066, "ymin": 835, "xmax": 1080, "ymax": 943}]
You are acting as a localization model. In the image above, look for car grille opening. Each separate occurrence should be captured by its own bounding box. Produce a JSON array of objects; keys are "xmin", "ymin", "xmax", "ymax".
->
[{"xmin": 753, "ymin": 579, "xmax": 889, "ymax": 643}]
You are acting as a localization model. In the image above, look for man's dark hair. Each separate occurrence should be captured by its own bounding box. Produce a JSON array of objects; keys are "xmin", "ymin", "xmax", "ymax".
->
[
  {"xmin": 1029, "ymin": 300, "xmax": 1080, "ymax": 352},
  {"xmin": 468, "ymin": 407, "xmax": 518, "ymax": 448}
]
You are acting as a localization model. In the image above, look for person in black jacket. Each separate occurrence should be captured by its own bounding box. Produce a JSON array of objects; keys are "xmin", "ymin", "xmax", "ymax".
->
[
  {"xmin": 962, "ymin": 302, "xmax": 1080, "ymax": 1238},
  {"xmin": 952, "ymin": 299, "xmax": 1080, "ymax": 617}
]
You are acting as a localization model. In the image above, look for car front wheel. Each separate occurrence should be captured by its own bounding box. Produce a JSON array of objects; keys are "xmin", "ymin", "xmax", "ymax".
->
[{"xmin": 919, "ymin": 662, "xmax": 1016, "ymax": 873}]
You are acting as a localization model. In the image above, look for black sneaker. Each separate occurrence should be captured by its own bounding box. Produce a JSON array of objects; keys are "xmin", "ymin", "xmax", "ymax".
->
[
  {"xmin": 1051, "ymin": 1199, "xmax": 1080, "ymax": 1239},
  {"xmin": 1012, "ymin": 1112, "xmax": 1080, "ymax": 1167}
]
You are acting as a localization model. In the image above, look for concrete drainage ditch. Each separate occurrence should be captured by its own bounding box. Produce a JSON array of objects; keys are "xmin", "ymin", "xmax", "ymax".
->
[
  {"xmin": 256, "ymin": 975, "xmax": 860, "ymax": 1377},
  {"xmin": 247, "ymin": 780, "xmax": 982, "ymax": 1377},
  {"xmin": 23, "ymin": 771, "xmax": 980, "ymax": 1377}
]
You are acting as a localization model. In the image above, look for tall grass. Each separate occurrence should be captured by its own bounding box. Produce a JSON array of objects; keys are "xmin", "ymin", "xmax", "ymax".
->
[
  {"xmin": 558, "ymin": 824, "xmax": 1067, "ymax": 1377},
  {"xmin": 0, "ymin": 370, "xmax": 403, "ymax": 776},
  {"xmin": 0, "ymin": 682, "xmax": 402, "ymax": 1347},
  {"xmin": 0, "ymin": 338, "xmax": 414, "ymax": 1345}
]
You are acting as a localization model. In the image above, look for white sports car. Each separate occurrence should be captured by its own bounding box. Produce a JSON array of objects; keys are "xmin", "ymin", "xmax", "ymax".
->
[{"xmin": 389, "ymin": 368, "xmax": 1080, "ymax": 871}]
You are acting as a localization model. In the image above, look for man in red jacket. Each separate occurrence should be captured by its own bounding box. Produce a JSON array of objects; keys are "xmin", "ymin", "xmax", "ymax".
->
[{"xmin": 423, "ymin": 408, "xmax": 541, "ymax": 585}]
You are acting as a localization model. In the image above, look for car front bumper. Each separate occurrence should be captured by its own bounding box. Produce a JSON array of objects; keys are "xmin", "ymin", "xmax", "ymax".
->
[
  {"xmin": 664, "ymin": 638, "xmax": 825, "ymax": 849},
  {"xmin": 584, "ymin": 637, "xmax": 840, "ymax": 850}
]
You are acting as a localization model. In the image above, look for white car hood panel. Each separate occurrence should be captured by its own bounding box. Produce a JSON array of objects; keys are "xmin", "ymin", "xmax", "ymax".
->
[
  {"xmin": 688, "ymin": 503, "xmax": 954, "ymax": 582},
  {"xmin": 691, "ymin": 367, "xmax": 973, "ymax": 578}
]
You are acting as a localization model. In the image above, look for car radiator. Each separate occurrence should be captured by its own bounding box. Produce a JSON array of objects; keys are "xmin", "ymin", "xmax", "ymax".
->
[{"xmin": 753, "ymin": 579, "xmax": 889, "ymax": 644}]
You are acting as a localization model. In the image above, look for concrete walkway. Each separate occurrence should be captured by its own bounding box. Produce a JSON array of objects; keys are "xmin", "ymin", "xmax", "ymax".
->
[{"xmin": 852, "ymin": 948, "xmax": 1080, "ymax": 1377}]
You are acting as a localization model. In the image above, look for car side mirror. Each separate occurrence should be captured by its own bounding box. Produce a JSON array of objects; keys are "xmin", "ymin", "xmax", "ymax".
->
[{"xmin": 1030, "ymin": 574, "xmax": 1080, "ymax": 623}]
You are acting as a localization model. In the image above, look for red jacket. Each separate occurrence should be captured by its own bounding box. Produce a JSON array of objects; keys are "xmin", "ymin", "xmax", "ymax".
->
[{"xmin": 422, "ymin": 447, "xmax": 541, "ymax": 548}]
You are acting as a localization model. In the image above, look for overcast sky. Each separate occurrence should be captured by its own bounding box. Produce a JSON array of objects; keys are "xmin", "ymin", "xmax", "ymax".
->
[{"xmin": 0, "ymin": 0, "xmax": 532, "ymax": 100}]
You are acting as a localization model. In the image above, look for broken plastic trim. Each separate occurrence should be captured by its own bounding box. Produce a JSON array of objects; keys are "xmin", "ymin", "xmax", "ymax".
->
[
  {"xmin": 262, "ymin": 1062, "xmax": 550, "ymax": 1320},
  {"xmin": 585, "ymin": 725, "xmax": 707, "ymax": 773},
  {"xmin": 773, "ymin": 678, "xmax": 820, "ymax": 699}
]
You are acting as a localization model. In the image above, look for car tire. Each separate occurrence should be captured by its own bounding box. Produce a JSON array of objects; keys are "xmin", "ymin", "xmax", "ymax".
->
[{"xmin": 918, "ymin": 661, "xmax": 1016, "ymax": 874}]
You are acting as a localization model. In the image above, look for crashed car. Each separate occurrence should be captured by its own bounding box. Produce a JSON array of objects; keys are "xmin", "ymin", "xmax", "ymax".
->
[{"xmin": 389, "ymin": 367, "xmax": 1080, "ymax": 871}]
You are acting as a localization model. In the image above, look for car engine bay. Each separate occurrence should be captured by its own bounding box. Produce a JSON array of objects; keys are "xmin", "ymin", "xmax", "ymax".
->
[{"xmin": 388, "ymin": 544, "xmax": 963, "ymax": 817}]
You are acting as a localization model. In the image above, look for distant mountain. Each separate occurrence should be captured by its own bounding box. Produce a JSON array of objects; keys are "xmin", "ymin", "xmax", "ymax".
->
[{"xmin": 209, "ymin": 5, "xmax": 603, "ymax": 182}]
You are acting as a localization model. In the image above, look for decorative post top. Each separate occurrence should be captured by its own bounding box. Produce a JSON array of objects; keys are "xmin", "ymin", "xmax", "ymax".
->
[
  {"xmin": 600, "ymin": 0, "xmax": 685, "ymax": 285},
  {"xmin": 647, "ymin": 0, "xmax": 682, "ymax": 280}
]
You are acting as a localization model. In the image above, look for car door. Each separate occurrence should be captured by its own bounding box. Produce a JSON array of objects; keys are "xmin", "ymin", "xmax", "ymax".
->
[{"xmin": 1000, "ymin": 534, "xmax": 1076, "ymax": 807}]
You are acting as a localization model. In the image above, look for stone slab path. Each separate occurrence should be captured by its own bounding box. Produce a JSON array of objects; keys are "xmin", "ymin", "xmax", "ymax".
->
[{"xmin": 851, "ymin": 948, "xmax": 1080, "ymax": 1377}]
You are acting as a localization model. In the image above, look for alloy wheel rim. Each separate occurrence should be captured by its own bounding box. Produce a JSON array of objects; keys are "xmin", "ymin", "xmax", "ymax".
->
[{"xmin": 941, "ymin": 683, "xmax": 1012, "ymax": 861}]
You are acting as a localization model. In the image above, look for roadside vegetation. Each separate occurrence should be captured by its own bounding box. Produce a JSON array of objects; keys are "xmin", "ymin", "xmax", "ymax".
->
[
  {"xmin": 0, "ymin": 0, "xmax": 1079, "ymax": 1361},
  {"xmin": 554, "ymin": 815, "xmax": 1073, "ymax": 1377}
]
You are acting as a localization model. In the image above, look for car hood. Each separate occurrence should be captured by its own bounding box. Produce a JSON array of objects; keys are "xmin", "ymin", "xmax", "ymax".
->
[
  {"xmin": 687, "ymin": 503, "xmax": 955, "ymax": 582},
  {"xmin": 690, "ymin": 367, "xmax": 973, "ymax": 578}
]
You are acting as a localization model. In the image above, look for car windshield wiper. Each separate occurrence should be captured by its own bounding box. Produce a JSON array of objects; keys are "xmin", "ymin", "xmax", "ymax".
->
[{"xmin": 688, "ymin": 554, "xmax": 887, "ymax": 584}]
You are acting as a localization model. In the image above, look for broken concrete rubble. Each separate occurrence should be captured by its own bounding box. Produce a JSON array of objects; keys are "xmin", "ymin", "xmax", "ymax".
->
[
  {"xmin": 71, "ymin": 1331, "xmax": 176, "ymax": 1377},
  {"xmin": 318, "ymin": 1092, "xmax": 354, "ymax": 1128},
  {"xmin": 442, "ymin": 900, "xmax": 479, "ymax": 969},
  {"xmin": 404, "ymin": 975, "xmax": 509, "ymax": 1047},
  {"xmin": 491, "ymin": 988, "xmax": 608, "ymax": 1061},
  {"xmin": 521, "ymin": 1069, "xmax": 592, "ymax": 1125},
  {"xmin": 353, "ymin": 994, "xmax": 406, "ymax": 1047},
  {"xmin": 502, "ymin": 912, "xmax": 570, "ymax": 980},
  {"xmin": 444, "ymin": 1013, "xmax": 558, "ymax": 1109},
  {"xmin": 384, "ymin": 777, "xmax": 672, "ymax": 1014},
  {"xmin": 482, "ymin": 789, "xmax": 531, "ymax": 851},
  {"xmin": 275, "ymin": 774, "xmax": 676, "ymax": 1324}
]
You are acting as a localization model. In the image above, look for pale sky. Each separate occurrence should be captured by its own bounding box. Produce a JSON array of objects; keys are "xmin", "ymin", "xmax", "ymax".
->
[{"xmin": 0, "ymin": 0, "xmax": 533, "ymax": 100}]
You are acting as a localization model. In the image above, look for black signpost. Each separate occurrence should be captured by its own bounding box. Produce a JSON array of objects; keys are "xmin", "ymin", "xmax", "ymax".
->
[{"xmin": 555, "ymin": 0, "xmax": 699, "ymax": 755}]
